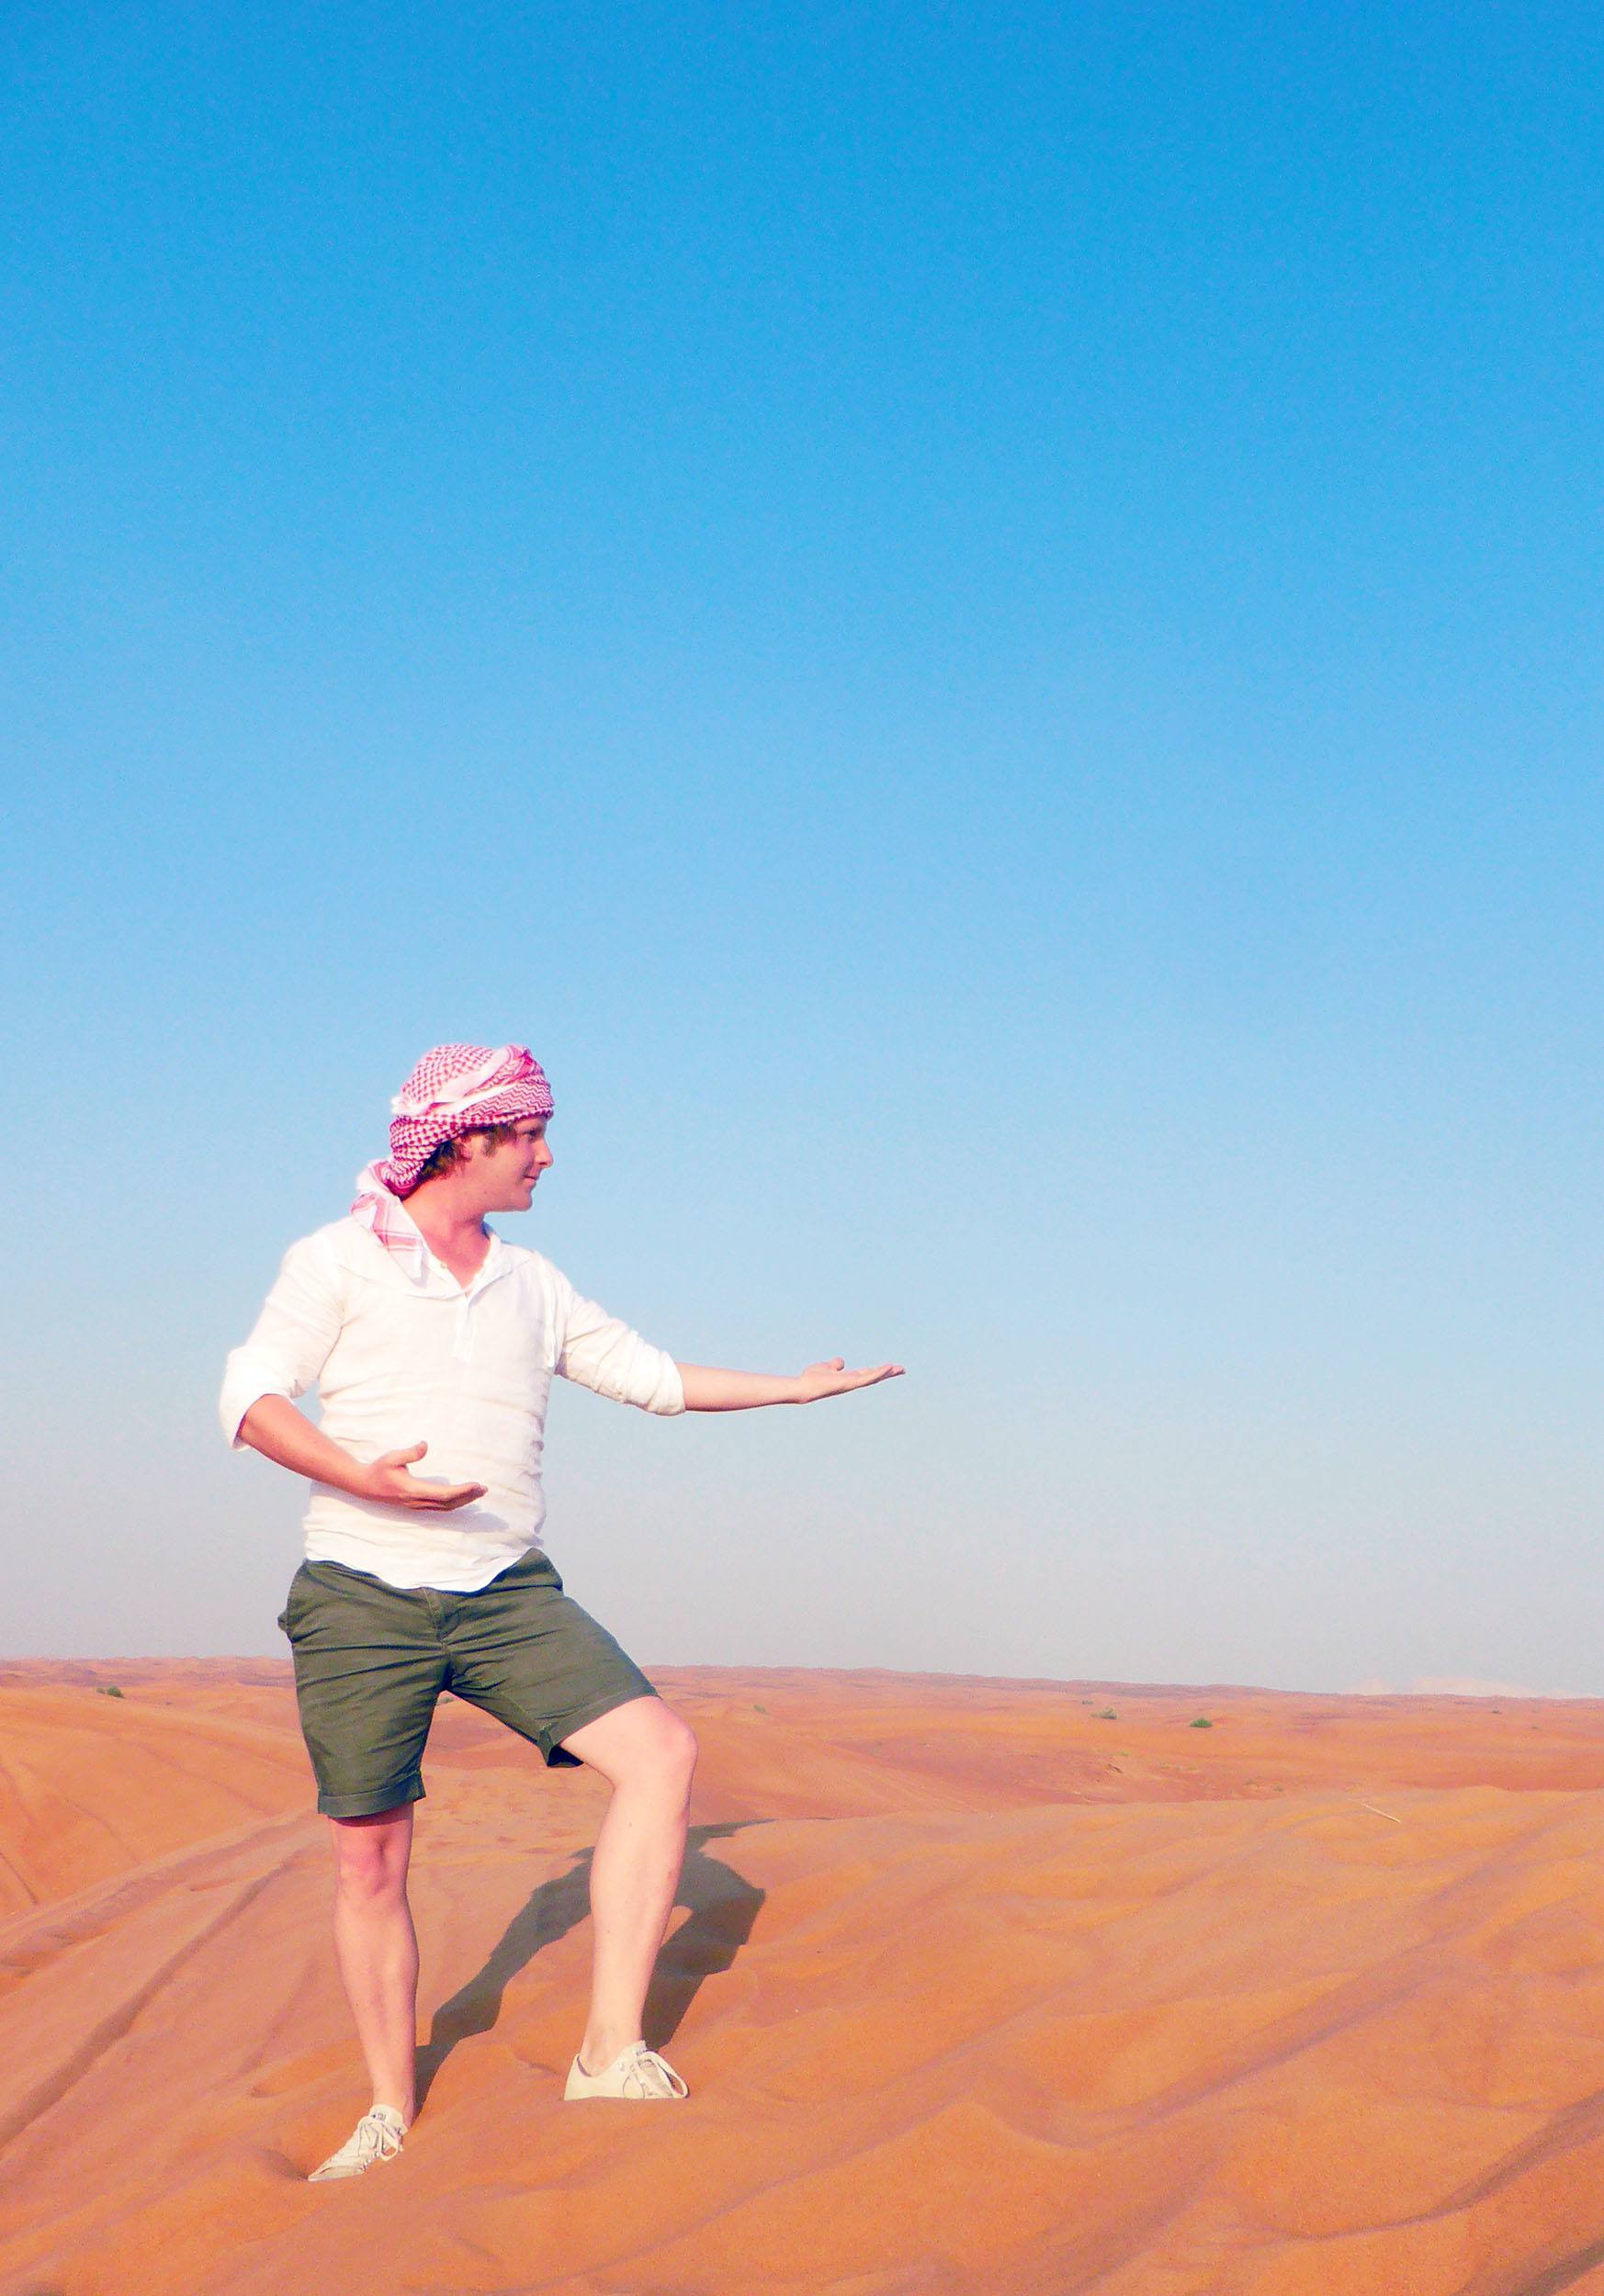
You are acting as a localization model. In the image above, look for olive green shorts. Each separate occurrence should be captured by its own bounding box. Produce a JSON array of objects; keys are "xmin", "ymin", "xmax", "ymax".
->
[{"xmin": 277, "ymin": 1548, "xmax": 657, "ymax": 1818}]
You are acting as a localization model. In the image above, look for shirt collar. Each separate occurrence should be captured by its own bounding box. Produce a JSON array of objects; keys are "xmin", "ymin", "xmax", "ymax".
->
[{"xmin": 349, "ymin": 1164, "xmax": 508, "ymax": 1293}]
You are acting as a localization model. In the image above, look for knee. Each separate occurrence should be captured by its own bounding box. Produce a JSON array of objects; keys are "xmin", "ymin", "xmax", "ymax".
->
[
  {"xmin": 668, "ymin": 1715, "xmax": 698, "ymax": 1786},
  {"xmin": 332, "ymin": 1834, "xmax": 406, "ymax": 1905},
  {"xmin": 577, "ymin": 1702, "xmax": 697, "ymax": 1799},
  {"xmin": 644, "ymin": 1711, "xmax": 698, "ymax": 1799}
]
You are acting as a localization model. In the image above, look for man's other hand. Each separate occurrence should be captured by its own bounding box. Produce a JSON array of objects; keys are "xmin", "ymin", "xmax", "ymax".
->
[{"xmin": 360, "ymin": 1443, "xmax": 488, "ymax": 1511}]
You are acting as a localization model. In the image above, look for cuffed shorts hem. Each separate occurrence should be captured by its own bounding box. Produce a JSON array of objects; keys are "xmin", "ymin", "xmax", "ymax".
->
[
  {"xmin": 537, "ymin": 1683, "xmax": 660, "ymax": 1767},
  {"xmin": 317, "ymin": 1778, "xmax": 426, "ymax": 1819}
]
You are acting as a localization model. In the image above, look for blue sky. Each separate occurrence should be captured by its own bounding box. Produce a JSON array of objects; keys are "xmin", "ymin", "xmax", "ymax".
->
[{"xmin": 5, "ymin": 3, "xmax": 1599, "ymax": 1689}]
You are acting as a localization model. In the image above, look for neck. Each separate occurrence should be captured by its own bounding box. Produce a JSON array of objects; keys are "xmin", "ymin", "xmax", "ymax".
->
[{"xmin": 398, "ymin": 1175, "xmax": 491, "ymax": 1255}]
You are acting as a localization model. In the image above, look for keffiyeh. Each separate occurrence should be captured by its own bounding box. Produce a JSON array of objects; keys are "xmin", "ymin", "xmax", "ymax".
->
[{"xmin": 350, "ymin": 1041, "xmax": 554, "ymax": 1265}]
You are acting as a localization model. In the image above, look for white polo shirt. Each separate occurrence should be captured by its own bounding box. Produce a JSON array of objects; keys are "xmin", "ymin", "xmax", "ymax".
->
[{"xmin": 220, "ymin": 1215, "xmax": 684, "ymax": 1591}]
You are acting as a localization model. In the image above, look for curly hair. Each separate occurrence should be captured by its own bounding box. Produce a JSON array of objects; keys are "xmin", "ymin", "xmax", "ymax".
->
[{"xmin": 404, "ymin": 1120, "xmax": 524, "ymax": 1192}]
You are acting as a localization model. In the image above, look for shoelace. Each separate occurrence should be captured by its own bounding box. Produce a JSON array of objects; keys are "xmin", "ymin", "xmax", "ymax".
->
[
  {"xmin": 622, "ymin": 2047, "xmax": 689, "ymax": 2099},
  {"xmin": 328, "ymin": 2110, "xmax": 405, "ymax": 2171}
]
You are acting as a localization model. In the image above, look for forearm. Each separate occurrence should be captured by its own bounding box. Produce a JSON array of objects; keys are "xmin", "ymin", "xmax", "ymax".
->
[
  {"xmin": 238, "ymin": 1395, "xmax": 377, "ymax": 1498},
  {"xmin": 673, "ymin": 1363, "xmax": 802, "ymax": 1412}
]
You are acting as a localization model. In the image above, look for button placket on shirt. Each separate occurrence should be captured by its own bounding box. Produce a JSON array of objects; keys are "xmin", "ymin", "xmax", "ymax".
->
[{"xmin": 449, "ymin": 1241, "xmax": 513, "ymax": 1363}]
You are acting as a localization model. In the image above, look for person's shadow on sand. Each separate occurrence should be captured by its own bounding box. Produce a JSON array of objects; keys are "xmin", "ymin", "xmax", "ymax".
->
[{"xmin": 414, "ymin": 1821, "xmax": 765, "ymax": 2106}]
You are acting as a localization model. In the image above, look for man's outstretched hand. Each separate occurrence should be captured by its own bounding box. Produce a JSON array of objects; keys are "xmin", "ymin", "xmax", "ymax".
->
[
  {"xmin": 359, "ymin": 1442, "xmax": 488, "ymax": 1511},
  {"xmin": 794, "ymin": 1357, "xmax": 905, "ymax": 1403},
  {"xmin": 675, "ymin": 1359, "xmax": 905, "ymax": 1411}
]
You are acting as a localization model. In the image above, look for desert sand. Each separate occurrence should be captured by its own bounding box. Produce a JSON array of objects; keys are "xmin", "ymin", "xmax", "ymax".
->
[{"xmin": 5, "ymin": 1661, "xmax": 1604, "ymax": 2295}]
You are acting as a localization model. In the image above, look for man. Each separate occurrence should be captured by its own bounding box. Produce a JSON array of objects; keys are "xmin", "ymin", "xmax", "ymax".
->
[{"xmin": 220, "ymin": 1041, "xmax": 901, "ymax": 2181}]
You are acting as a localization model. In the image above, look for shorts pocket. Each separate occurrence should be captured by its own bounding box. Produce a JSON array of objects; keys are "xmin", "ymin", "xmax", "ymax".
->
[{"xmin": 277, "ymin": 1563, "xmax": 312, "ymax": 1642}]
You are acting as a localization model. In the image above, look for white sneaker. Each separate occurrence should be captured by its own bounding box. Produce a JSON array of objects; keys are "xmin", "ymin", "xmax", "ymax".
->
[
  {"xmin": 308, "ymin": 2103, "xmax": 407, "ymax": 2180},
  {"xmin": 563, "ymin": 2042, "xmax": 689, "ymax": 2100}
]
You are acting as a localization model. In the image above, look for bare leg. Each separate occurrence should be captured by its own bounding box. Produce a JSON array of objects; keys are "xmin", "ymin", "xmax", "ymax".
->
[
  {"xmin": 559, "ymin": 1698, "xmax": 698, "ymax": 2071},
  {"xmin": 329, "ymin": 1806, "xmax": 419, "ymax": 2122}
]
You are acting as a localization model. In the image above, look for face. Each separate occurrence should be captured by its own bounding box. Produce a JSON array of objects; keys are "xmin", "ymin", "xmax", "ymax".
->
[{"xmin": 471, "ymin": 1119, "xmax": 553, "ymax": 1210}]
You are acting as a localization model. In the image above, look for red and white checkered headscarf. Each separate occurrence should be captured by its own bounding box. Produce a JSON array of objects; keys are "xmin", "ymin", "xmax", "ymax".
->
[{"xmin": 350, "ymin": 1042, "xmax": 554, "ymax": 1260}]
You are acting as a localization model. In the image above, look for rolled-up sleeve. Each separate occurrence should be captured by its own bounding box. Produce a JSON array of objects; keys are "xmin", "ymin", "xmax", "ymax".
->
[
  {"xmin": 556, "ymin": 1282, "xmax": 684, "ymax": 1415},
  {"xmin": 219, "ymin": 1233, "xmax": 345, "ymax": 1446}
]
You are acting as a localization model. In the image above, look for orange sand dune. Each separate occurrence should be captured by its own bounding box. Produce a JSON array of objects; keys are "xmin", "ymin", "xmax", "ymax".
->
[
  {"xmin": 5, "ymin": 1663, "xmax": 1604, "ymax": 2294},
  {"xmin": 0, "ymin": 1663, "xmax": 308, "ymax": 1919}
]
